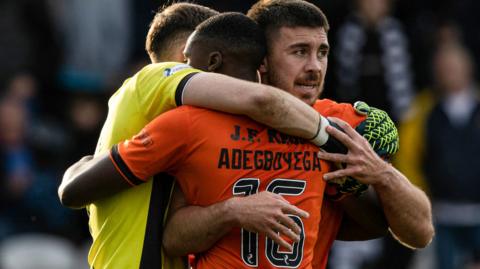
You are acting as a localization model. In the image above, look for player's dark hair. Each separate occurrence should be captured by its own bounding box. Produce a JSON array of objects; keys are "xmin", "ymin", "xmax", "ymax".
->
[
  {"xmin": 194, "ymin": 12, "xmax": 267, "ymax": 69},
  {"xmin": 146, "ymin": 3, "xmax": 219, "ymax": 62},
  {"xmin": 247, "ymin": 0, "xmax": 329, "ymax": 44}
]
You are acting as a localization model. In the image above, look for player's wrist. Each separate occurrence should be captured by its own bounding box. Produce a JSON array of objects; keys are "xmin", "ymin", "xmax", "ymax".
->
[
  {"xmin": 310, "ymin": 116, "xmax": 330, "ymax": 146},
  {"xmin": 222, "ymin": 197, "xmax": 243, "ymax": 228},
  {"xmin": 370, "ymin": 162, "xmax": 395, "ymax": 189}
]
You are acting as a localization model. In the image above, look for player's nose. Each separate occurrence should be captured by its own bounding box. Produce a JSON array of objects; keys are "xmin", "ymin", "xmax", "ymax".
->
[{"xmin": 304, "ymin": 55, "xmax": 323, "ymax": 73}]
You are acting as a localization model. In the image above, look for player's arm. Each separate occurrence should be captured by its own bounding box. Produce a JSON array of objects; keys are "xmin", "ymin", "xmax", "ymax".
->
[
  {"xmin": 141, "ymin": 64, "xmax": 332, "ymax": 146},
  {"xmin": 162, "ymin": 185, "xmax": 309, "ymax": 256},
  {"xmin": 182, "ymin": 72, "xmax": 337, "ymax": 148},
  {"xmin": 317, "ymin": 118, "xmax": 434, "ymax": 248},
  {"xmin": 59, "ymin": 153, "xmax": 130, "ymax": 209}
]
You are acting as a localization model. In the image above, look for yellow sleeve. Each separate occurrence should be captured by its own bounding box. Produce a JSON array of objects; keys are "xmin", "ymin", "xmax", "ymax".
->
[{"xmin": 135, "ymin": 62, "xmax": 201, "ymax": 122}]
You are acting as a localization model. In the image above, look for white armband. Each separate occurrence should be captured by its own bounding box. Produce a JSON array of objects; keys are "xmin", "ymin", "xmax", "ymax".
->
[{"xmin": 310, "ymin": 116, "xmax": 330, "ymax": 146}]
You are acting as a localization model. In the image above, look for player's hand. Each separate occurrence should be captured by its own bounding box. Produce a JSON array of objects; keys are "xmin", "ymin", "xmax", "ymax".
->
[
  {"xmin": 317, "ymin": 117, "xmax": 391, "ymax": 186},
  {"xmin": 229, "ymin": 191, "xmax": 309, "ymax": 251},
  {"xmin": 71, "ymin": 155, "xmax": 94, "ymax": 168}
]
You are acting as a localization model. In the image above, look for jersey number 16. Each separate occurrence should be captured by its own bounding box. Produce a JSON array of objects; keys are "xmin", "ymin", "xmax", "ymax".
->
[{"xmin": 233, "ymin": 178, "xmax": 306, "ymax": 268}]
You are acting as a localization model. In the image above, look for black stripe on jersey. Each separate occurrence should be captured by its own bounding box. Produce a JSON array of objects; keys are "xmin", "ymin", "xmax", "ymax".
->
[
  {"xmin": 110, "ymin": 144, "xmax": 144, "ymax": 186},
  {"xmin": 139, "ymin": 174, "xmax": 187, "ymax": 269},
  {"xmin": 175, "ymin": 72, "xmax": 199, "ymax": 106}
]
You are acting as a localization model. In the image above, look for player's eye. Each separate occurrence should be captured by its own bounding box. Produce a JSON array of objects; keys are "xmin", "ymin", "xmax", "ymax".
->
[
  {"xmin": 318, "ymin": 49, "xmax": 329, "ymax": 59},
  {"xmin": 294, "ymin": 49, "xmax": 307, "ymax": 56}
]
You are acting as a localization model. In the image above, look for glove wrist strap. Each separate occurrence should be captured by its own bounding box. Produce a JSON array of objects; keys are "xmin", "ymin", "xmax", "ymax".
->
[{"xmin": 310, "ymin": 116, "xmax": 330, "ymax": 146}]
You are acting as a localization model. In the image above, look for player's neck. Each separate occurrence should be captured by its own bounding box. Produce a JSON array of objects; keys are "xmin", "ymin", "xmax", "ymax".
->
[{"xmin": 221, "ymin": 67, "xmax": 258, "ymax": 83}]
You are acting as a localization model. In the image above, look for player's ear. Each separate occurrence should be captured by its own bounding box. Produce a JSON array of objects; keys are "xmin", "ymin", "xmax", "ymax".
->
[
  {"xmin": 207, "ymin": 51, "xmax": 222, "ymax": 72},
  {"xmin": 176, "ymin": 44, "xmax": 187, "ymax": 63},
  {"xmin": 258, "ymin": 57, "xmax": 268, "ymax": 74}
]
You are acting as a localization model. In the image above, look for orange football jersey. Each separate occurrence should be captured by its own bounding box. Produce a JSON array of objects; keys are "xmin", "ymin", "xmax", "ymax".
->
[{"xmin": 111, "ymin": 99, "xmax": 366, "ymax": 269}]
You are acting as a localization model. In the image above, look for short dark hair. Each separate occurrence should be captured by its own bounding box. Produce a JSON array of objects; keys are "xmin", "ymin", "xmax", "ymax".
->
[
  {"xmin": 194, "ymin": 12, "xmax": 267, "ymax": 69},
  {"xmin": 145, "ymin": 3, "xmax": 218, "ymax": 62},
  {"xmin": 247, "ymin": 0, "xmax": 329, "ymax": 41}
]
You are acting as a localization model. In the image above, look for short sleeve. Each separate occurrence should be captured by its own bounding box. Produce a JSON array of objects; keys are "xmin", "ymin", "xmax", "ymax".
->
[{"xmin": 110, "ymin": 107, "xmax": 191, "ymax": 184}]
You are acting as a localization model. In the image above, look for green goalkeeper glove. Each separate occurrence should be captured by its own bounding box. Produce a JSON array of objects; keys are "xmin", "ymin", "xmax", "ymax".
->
[
  {"xmin": 354, "ymin": 101, "xmax": 399, "ymax": 157},
  {"xmin": 325, "ymin": 101, "xmax": 399, "ymax": 200}
]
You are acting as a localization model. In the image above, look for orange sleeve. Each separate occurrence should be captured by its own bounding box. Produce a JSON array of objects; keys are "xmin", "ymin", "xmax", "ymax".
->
[
  {"xmin": 110, "ymin": 107, "xmax": 191, "ymax": 184},
  {"xmin": 314, "ymin": 99, "xmax": 366, "ymax": 128}
]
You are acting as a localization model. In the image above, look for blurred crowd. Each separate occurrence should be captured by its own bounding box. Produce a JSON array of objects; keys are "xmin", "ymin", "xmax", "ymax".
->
[{"xmin": 0, "ymin": 0, "xmax": 479, "ymax": 268}]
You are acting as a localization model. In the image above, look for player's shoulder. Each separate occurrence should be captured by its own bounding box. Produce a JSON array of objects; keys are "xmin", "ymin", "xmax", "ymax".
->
[
  {"xmin": 136, "ymin": 62, "xmax": 199, "ymax": 79},
  {"xmin": 114, "ymin": 62, "xmax": 200, "ymax": 93},
  {"xmin": 177, "ymin": 105, "xmax": 234, "ymax": 118},
  {"xmin": 314, "ymin": 98, "xmax": 365, "ymax": 127},
  {"xmin": 163, "ymin": 105, "xmax": 219, "ymax": 118},
  {"xmin": 173, "ymin": 105, "xmax": 246, "ymax": 126},
  {"xmin": 314, "ymin": 98, "xmax": 353, "ymax": 115}
]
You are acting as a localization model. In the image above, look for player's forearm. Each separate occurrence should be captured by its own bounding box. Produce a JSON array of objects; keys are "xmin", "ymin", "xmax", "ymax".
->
[
  {"xmin": 245, "ymin": 86, "xmax": 321, "ymax": 139},
  {"xmin": 183, "ymin": 73, "xmax": 320, "ymax": 140},
  {"xmin": 162, "ymin": 199, "xmax": 237, "ymax": 256},
  {"xmin": 373, "ymin": 166, "xmax": 434, "ymax": 248},
  {"xmin": 58, "ymin": 153, "xmax": 131, "ymax": 208}
]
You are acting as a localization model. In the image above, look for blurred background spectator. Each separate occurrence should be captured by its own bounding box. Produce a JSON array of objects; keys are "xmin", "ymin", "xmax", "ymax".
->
[
  {"xmin": 0, "ymin": 0, "xmax": 60, "ymax": 95},
  {"xmin": 50, "ymin": 0, "xmax": 132, "ymax": 93},
  {"xmin": 332, "ymin": 0, "xmax": 414, "ymax": 123},
  {"xmin": 0, "ymin": 0, "xmax": 479, "ymax": 268}
]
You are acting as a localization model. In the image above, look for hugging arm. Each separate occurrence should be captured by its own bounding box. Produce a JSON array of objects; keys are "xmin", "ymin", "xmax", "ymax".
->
[
  {"xmin": 162, "ymin": 185, "xmax": 309, "ymax": 256},
  {"xmin": 58, "ymin": 153, "xmax": 129, "ymax": 209},
  {"xmin": 182, "ymin": 73, "xmax": 322, "ymax": 141}
]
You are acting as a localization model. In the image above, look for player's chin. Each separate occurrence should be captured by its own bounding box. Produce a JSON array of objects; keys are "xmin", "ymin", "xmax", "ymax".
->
[{"xmin": 301, "ymin": 94, "xmax": 317, "ymax": 106}]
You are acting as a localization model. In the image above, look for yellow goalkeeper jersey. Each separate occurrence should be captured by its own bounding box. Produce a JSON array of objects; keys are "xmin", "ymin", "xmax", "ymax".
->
[{"xmin": 87, "ymin": 62, "xmax": 200, "ymax": 269}]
